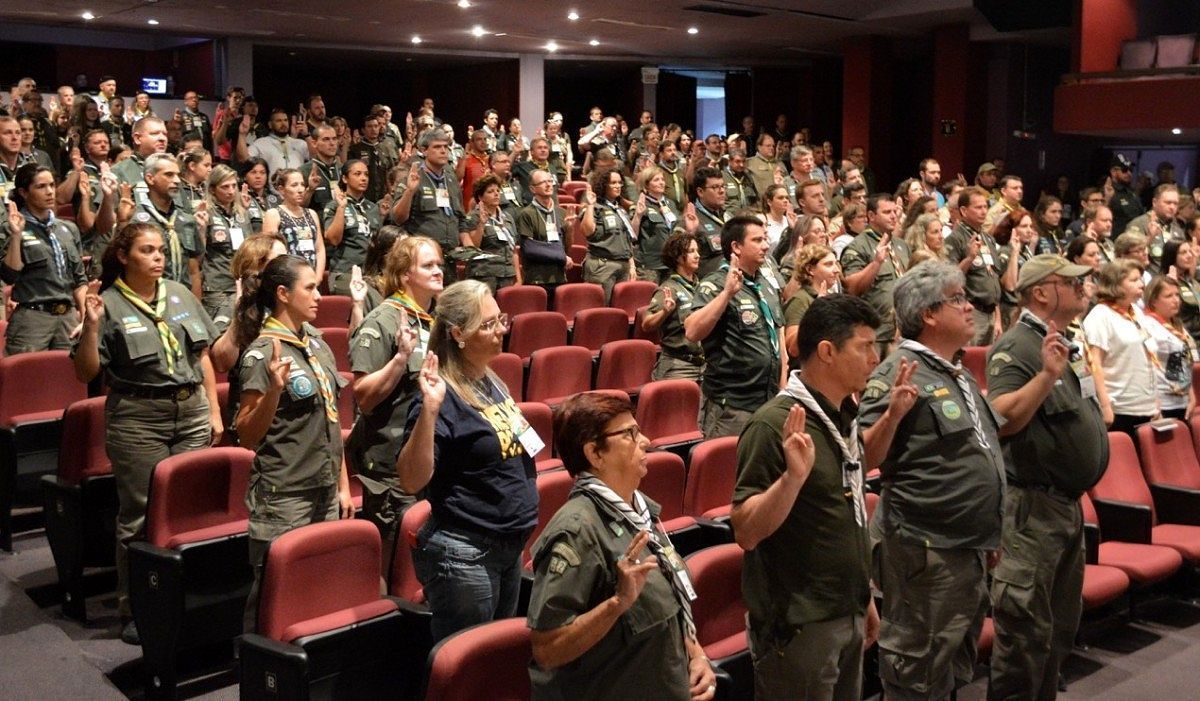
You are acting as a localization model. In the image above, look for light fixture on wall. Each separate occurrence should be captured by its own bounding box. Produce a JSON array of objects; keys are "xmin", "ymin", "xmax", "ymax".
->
[{"xmin": 81, "ymin": 11, "xmax": 95, "ymax": 20}]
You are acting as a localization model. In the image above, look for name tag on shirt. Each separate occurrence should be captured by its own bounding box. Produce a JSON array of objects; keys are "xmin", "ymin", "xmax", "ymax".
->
[
  {"xmin": 545, "ymin": 221, "xmax": 560, "ymax": 242},
  {"xmin": 229, "ymin": 226, "xmax": 244, "ymax": 249},
  {"xmin": 1080, "ymin": 374, "xmax": 1097, "ymax": 400},
  {"xmin": 502, "ymin": 186, "xmax": 517, "ymax": 202},
  {"xmin": 435, "ymin": 188, "xmax": 451, "ymax": 208},
  {"xmin": 512, "ymin": 411, "xmax": 546, "ymax": 457},
  {"xmin": 662, "ymin": 208, "xmax": 677, "ymax": 225}
]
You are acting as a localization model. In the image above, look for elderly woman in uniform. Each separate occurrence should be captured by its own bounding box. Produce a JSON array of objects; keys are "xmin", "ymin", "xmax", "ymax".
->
[
  {"xmin": 200, "ymin": 164, "xmax": 253, "ymax": 320},
  {"xmin": 632, "ymin": 166, "xmax": 680, "ymax": 283},
  {"xmin": 396, "ymin": 279, "xmax": 537, "ymax": 643},
  {"xmin": 465, "ymin": 173, "xmax": 520, "ymax": 292},
  {"xmin": 641, "ymin": 232, "xmax": 704, "ymax": 380},
  {"xmin": 347, "ymin": 235, "xmax": 442, "ymax": 571},
  {"xmin": 73, "ymin": 221, "xmax": 222, "ymax": 644},
  {"xmin": 527, "ymin": 392, "xmax": 717, "ymax": 701},
  {"xmin": 234, "ymin": 254, "xmax": 354, "ymax": 631}
]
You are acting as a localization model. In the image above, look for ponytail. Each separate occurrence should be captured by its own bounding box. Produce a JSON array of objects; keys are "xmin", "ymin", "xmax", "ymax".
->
[{"xmin": 233, "ymin": 254, "xmax": 309, "ymax": 350}]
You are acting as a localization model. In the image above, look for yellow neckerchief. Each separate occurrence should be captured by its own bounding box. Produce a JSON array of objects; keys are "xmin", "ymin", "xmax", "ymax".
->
[
  {"xmin": 258, "ymin": 316, "xmax": 338, "ymax": 423},
  {"xmin": 383, "ymin": 290, "xmax": 434, "ymax": 325},
  {"xmin": 113, "ymin": 277, "xmax": 183, "ymax": 374},
  {"xmin": 141, "ymin": 201, "xmax": 183, "ymax": 280}
]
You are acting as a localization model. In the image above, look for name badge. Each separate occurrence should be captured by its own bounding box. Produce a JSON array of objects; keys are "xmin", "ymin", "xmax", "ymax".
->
[
  {"xmin": 653, "ymin": 536, "xmax": 697, "ymax": 601},
  {"xmin": 662, "ymin": 207, "xmax": 677, "ymax": 225},
  {"xmin": 495, "ymin": 225, "xmax": 512, "ymax": 243},
  {"xmin": 1080, "ymin": 374, "xmax": 1097, "ymax": 400},
  {"xmin": 545, "ymin": 221, "xmax": 560, "ymax": 242},
  {"xmin": 435, "ymin": 188, "xmax": 451, "ymax": 208},
  {"xmin": 513, "ymin": 411, "xmax": 546, "ymax": 457},
  {"xmin": 502, "ymin": 186, "xmax": 517, "ymax": 202},
  {"xmin": 229, "ymin": 226, "xmax": 244, "ymax": 249},
  {"xmin": 981, "ymin": 249, "xmax": 995, "ymax": 267}
]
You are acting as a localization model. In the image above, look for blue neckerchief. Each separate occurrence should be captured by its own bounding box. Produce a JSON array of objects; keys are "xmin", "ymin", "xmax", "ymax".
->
[
  {"xmin": 423, "ymin": 166, "xmax": 454, "ymax": 216},
  {"xmin": 719, "ymin": 262, "xmax": 777, "ymax": 347},
  {"xmin": 21, "ymin": 208, "xmax": 67, "ymax": 278}
]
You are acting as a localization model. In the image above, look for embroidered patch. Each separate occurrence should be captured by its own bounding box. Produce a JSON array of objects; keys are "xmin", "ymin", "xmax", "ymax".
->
[
  {"xmin": 290, "ymin": 375, "xmax": 314, "ymax": 397},
  {"xmin": 134, "ymin": 212, "xmax": 151, "ymax": 223},
  {"xmin": 243, "ymin": 349, "xmax": 265, "ymax": 367},
  {"xmin": 941, "ymin": 400, "xmax": 962, "ymax": 420},
  {"xmin": 864, "ymin": 378, "xmax": 890, "ymax": 400}
]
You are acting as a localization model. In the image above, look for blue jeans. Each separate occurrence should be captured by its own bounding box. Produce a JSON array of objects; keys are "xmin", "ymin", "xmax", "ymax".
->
[{"xmin": 414, "ymin": 519, "xmax": 527, "ymax": 643}]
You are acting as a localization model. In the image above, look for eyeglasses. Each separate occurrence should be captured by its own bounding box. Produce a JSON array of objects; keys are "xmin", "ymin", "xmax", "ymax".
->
[
  {"xmin": 1039, "ymin": 276, "xmax": 1087, "ymax": 292},
  {"xmin": 938, "ymin": 293, "xmax": 970, "ymax": 307},
  {"xmin": 601, "ymin": 425, "xmax": 642, "ymax": 442},
  {"xmin": 478, "ymin": 313, "xmax": 510, "ymax": 333}
]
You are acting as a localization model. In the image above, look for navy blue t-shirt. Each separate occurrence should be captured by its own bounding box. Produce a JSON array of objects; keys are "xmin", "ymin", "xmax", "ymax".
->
[{"xmin": 405, "ymin": 378, "xmax": 538, "ymax": 536}]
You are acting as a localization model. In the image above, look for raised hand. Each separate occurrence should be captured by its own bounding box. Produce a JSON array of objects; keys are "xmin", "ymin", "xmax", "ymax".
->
[
  {"xmin": 613, "ymin": 530, "xmax": 659, "ymax": 613},
  {"xmin": 308, "ymin": 165, "xmax": 322, "ymax": 192},
  {"xmin": 873, "ymin": 232, "xmax": 891, "ymax": 263},
  {"xmin": 683, "ymin": 202, "xmax": 700, "ymax": 234},
  {"xmin": 781, "ymin": 404, "xmax": 816, "ymax": 484},
  {"xmin": 723, "ymin": 253, "xmax": 744, "ymax": 296},
  {"xmin": 267, "ymin": 339, "xmax": 292, "ymax": 393},
  {"xmin": 6, "ymin": 200, "xmax": 23, "ymax": 234},
  {"xmin": 1041, "ymin": 320, "xmax": 1070, "ymax": 377},
  {"xmin": 417, "ymin": 349, "xmax": 446, "ymax": 410},
  {"xmin": 348, "ymin": 264, "xmax": 368, "ymax": 303},
  {"xmin": 241, "ymin": 183, "xmax": 252, "ymax": 208},
  {"xmin": 635, "ymin": 192, "xmax": 647, "ymax": 217},
  {"xmin": 659, "ymin": 287, "xmax": 677, "ymax": 314},
  {"xmin": 82, "ymin": 283, "xmax": 104, "ymax": 330},
  {"xmin": 239, "ymin": 114, "xmax": 251, "ymax": 136},
  {"xmin": 332, "ymin": 184, "xmax": 347, "ymax": 208},
  {"xmin": 886, "ymin": 358, "xmax": 919, "ymax": 419},
  {"xmin": 70, "ymin": 148, "xmax": 85, "ymax": 172},
  {"xmin": 394, "ymin": 308, "xmax": 416, "ymax": 360},
  {"xmin": 406, "ymin": 165, "xmax": 422, "ymax": 191},
  {"xmin": 78, "ymin": 174, "xmax": 92, "ymax": 199},
  {"xmin": 193, "ymin": 201, "xmax": 209, "ymax": 230}
]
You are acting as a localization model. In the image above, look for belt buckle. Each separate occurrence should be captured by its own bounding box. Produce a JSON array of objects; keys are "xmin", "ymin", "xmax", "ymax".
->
[
  {"xmin": 51, "ymin": 302, "xmax": 69, "ymax": 315},
  {"xmin": 175, "ymin": 387, "xmax": 192, "ymax": 401}
]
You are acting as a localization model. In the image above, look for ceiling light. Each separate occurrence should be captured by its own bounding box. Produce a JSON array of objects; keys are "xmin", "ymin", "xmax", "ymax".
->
[
  {"xmin": 81, "ymin": 11, "xmax": 95, "ymax": 20},
  {"xmin": 568, "ymin": 11, "xmax": 579, "ymax": 21},
  {"xmin": 1172, "ymin": 128, "xmax": 1183, "ymax": 135},
  {"xmin": 458, "ymin": 0, "xmax": 470, "ymax": 7},
  {"xmin": 471, "ymin": 25, "xmax": 486, "ymax": 37},
  {"xmin": 411, "ymin": 35, "xmax": 422, "ymax": 44},
  {"xmin": 494, "ymin": 32, "xmax": 507, "ymax": 36},
  {"xmin": 687, "ymin": 26, "xmax": 698, "ymax": 35},
  {"xmin": 147, "ymin": 18, "xmax": 159, "ymax": 25},
  {"xmin": 588, "ymin": 39, "xmax": 599, "ymax": 46},
  {"xmin": 546, "ymin": 41, "xmax": 559, "ymax": 52}
]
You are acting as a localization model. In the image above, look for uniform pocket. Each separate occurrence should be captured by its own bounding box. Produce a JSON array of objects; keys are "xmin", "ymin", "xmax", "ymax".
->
[
  {"xmin": 930, "ymin": 401, "xmax": 973, "ymax": 438},
  {"xmin": 992, "ymin": 556, "xmax": 1038, "ymax": 620},
  {"xmin": 878, "ymin": 619, "xmax": 933, "ymax": 692}
]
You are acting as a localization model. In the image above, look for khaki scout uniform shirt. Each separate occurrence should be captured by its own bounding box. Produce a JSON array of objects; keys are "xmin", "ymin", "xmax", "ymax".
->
[
  {"xmin": 945, "ymin": 221, "xmax": 1003, "ymax": 312},
  {"xmin": 323, "ymin": 196, "xmax": 382, "ymax": 274},
  {"xmin": 840, "ymin": 228, "xmax": 910, "ymax": 341},
  {"xmin": 515, "ymin": 201, "xmax": 570, "ymax": 286}
]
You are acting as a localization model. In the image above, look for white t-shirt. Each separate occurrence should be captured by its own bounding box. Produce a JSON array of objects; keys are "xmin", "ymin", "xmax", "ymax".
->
[
  {"xmin": 248, "ymin": 135, "xmax": 310, "ymax": 174},
  {"xmin": 764, "ymin": 215, "xmax": 789, "ymax": 249},
  {"xmin": 1083, "ymin": 303, "xmax": 1159, "ymax": 416},
  {"xmin": 1142, "ymin": 314, "xmax": 1194, "ymax": 412}
]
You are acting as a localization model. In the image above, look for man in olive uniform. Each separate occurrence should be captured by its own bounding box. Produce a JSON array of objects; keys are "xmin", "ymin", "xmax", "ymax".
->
[
  {"xmin": 1, "ymin": 174, "xmax": 89, "ymax": 354},
  {"xmin": 515, "ymin": 170, "xmax": 574, "ymax": 304},
  {"xmin": 111, "ymin": 116, "xmax": 169, "ymax": 198},
  {"xmin": 658, "ymin": 140, "xmax": 688, "ymax": 211},
  {"xmin": 1128, "ymin": 183, "xmax": 1182, "ymax": 273},
  {"xmin": 513, "ymin": 137, "xmax": 559, "ymax": 207},
  {"xmin": 347, "ymin": 292, "xmax": 428, "ymax": 574},
  {"xmin": 681, "ymin": 167, "xmax": 728, "ymax": 278},
  {"xmin": 987, "ymin": 255, "xmax": 1107, "ymax": 700},
  {"xmin": 859, "ymin": 261, "xmax": 1005, "ymax": 701},
  {"xmin": 132, "ymin": 153, "xmax": 203, "ymax": 296},
  {"xmin": 722, "ymin": 149, "xmax": 758, "ymax": 216},
  {"xmin": 392, "ymin": 130, "xmax": 470, "ymax": 272},
  {"xmin": 983, "ymin": 175, "xmax": 1023, "ymax": 235},
  {"xmin": 0, "ymin": 117, "xmax": 23, "ymax": 201},
  {"xmin": 731, "ymin": 295, "xmax": 882, "ymax": 701},
  {"xmin": 745, "ymin": 133, "xmax": 780, "ymax": 201},
  {"xmin": 1108, "ymin": 154, "xmax": 1144, "ymax": 236},
  {"xmin": 178, "ymin": 91, "xmax": 213, "ymax": 153},
  {"xmin": 685, "ymin": 216, "xmax": 785, "ymax": 438},
  {"xmin": 489, "ymin": 150, "xmax": 524, "ymax": 221},
  {"xmin": 841, "ymin": 194, "xmax": 908, "ymax": 357},
  {"xmin": 945, "ymin": 186, "xmax": 1003, "ymax": 345},
  {"xmin": 347, "ymin": 114, "xmax": 399, "ymax": 203},
  {"xmin": 300, "ymin": 125, "xmax": 342, "ymax": 212}
]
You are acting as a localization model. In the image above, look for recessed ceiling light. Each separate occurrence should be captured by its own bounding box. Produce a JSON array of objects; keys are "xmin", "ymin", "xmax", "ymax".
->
[
  {"xmin": 588, "ymin": 39, "xmax": 599, "ymax": 46},
  {"xmin": 494, "ymin": 32, "xmax": 507, "ymax": 36},
  {"xmin": 687, "ymin": 26, "xmax": 698, "ymax": 35},
  {"xmin": 1172, "ymin": 128, "xmax": 1183, "ymax": 135},
  {"xmin": 568, "ymin": 10, "xmax": 579, "ymax": 21},
  {"xmin": 147, "ymin": 18, "xmax": 159, "ymax": 25},
  {"xmin": 471, "ymin": 25, "xmax": 486, "ymax": 37},
  {"xmin": 546, "ymin": 41, "xmax": 559, "ymax": 52},
  {"xmin": 411, "ymin": 35, "xmax": 422, "ymax": 44},
  {"xmin": 458, "ymin": 0, "xmax": 470, "ymax": 7},
  {"xmin": 81, "ymin": 11, "xmax": 95, "ymax": 20}
]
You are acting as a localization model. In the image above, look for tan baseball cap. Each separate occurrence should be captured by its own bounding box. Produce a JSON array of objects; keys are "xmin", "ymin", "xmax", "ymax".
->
[{"xmin": 1016, "ymin": 254, "xmax": 1093, "ymax": 292}]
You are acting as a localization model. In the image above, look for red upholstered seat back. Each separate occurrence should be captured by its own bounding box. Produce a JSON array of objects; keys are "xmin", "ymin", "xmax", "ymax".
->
[
  {"xmin": 639, "ymin": 451, "xmax": 687, "ymax": 521},
  {"xmin": 595, "ymin": 339, "xmax": 656, "ymax": 394},
  {"xmin": 523, "ymin": 469, "xmax": 575, "ymax": 568},
  {"xmin": 318, "ymin": 327, "xmax": 351, "ymax": 373},
  {"xmin": 684, "ymin": 437, "xmax": 739, "ymax": 517},
  {"xmin": 610, "ymin": 280, "xmax": 658, "ymax": 322},
  {"xmin": 313, "ymin": 295, "xmax": 354, "ymax": 328},
  {"xmin": 1081, "ymin": 493, "xmax": 1099, "ymax": 526},
  {"xmin": 488, "ymin": 352, "xmax": 525, "ymax": 402},
  {"xmin": 686, "ymin": 544, "xmax": 746, "ymax": 650},
  {"xmin": 144, "ymin": 447, "xmax": 254, "ymax": 548},
  {"xmin": 1091, "ymin": 432, "xmax": 1156, "ymax": 520},
  {"xmin": 1136, "ymin": 420, "xmax": 1200, "ymax": 490},
  {"xmin": 553, "ymin": 283, "xmax": 605, "ymax": 324},
  {"xmin": 424, "ymin": 618, "xmax": 532, "ymax": 701},
  {"xmin": 961, "ymin": 346, "xmax": 989, "ymax": 393},
  {"xmin": 0, "ymin": 350, "xmax": 85, "ymax": 427},
  {"xmin": 390, "ymin": 500, "xmax": 432, "ymax": 603},
  {"xmin": 571, "ymin": 307, "xmax": 630, "ymax": 352},
  {"xmin": 636, "ymin": 380, "xmax": 702, "ymax": 443},
  {"xmin": 526, "ymin": 346, "xmax": 592, "ymax": 404},
  {"xmin": 516, "ymin": 402, "xmax": 555, "ymax": 466},
  {"xmin": 258, "ymin": 519, "xmax": 384, "ymax": 642},
  {"xmin": 507, "ymin": 312, "xmax": 568, "ymax": 360},
  {"xmin": 632, "ymin": 306, "xmax": 662, "ymax": 347},
  {"xmin": 496, "ymin": 285, "xmax": 548, "ymax": 318},
  {"xmin": 57, "ymin": 397, "xmax": 111, "ymax": 483}
]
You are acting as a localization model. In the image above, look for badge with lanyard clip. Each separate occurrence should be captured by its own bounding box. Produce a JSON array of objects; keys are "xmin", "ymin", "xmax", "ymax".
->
[
  {"xmin": 435, "ymin": 187, "xmax": 451, "ymax": 208},
  {"xmin": 649, "ymin": 521, "xmax": 697, "ymax": 601},
  {"xmin": 545, "ymin": 217, "xmax": 560, "ymax": 242},
  {"xmin": 511, "ymin": 406, "xmax": 546, "ymax": 457}
]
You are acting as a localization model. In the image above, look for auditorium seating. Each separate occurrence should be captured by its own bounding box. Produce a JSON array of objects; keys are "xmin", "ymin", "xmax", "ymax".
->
[
  {"xmin": 421, "ymin": 617, "xmax": 532, "ymax": 701},
  {"xmin": 340, "ymin": 428, "xmax": 362, "ymax": 511},
  {"xmin": 525, "ymin": 346, "xmax": 593, "ymax": 405},
  {"xmin": 566, "ymin": 246, "xmax": 586, "ymax": 283},
  {"xmin": 961, "ymin": 346, "xmax": 989, "ymax": 393},
  {"xmin": 495, "ymin": 284, "xmax": 547, "ymax": 318},
  {"xmin": 631, "ymin": 305, "xmax": 661, "ymax": 348},
  {"xmin": 610, "ymin": 280, "xmax": 658, "ymax": 323},
  {"xmin": 516, "ymin": 401, "xmax": 560, "ymax": 472},
  {"xmin": 594, "ymin": 339, "xmax": 656, "ymax": 398},
  {"xmin": 337, "ymin": 371, "xmax": 356, "ymax": 431},
  {"xmin": 313, "ymin": 295, "xmax": 354, "ymax": 328},
  {"xmin": 0, "ymin": 350, "xmax": 87, "ymax": 551},
  {"xmin": 389, "ymin": 499, "xmax": 431, "ymax": 606},
  {"xmin": 522, "ymin": 469, "xmax": 574, "ymax": 571},
  {"xmin": 552, "ymin": 283, "xmax": 605, "ymax": 327},
  {"xmin": 686, "ymin": 543, "xmax": 751, "ymax": 701},
  {"xmin": 1136, "ymin": 420, "xmax": 1200, "ymax": 534},
  {"xmin": 506, "ymin": 311, "xmax": 567, "ymax": 362},
  {"xmin": 637, "ymin": 450, "xmax": 704, "ymax": 554},
  {"xmin": 636, "ymin": 379, "xmax": 704, "ymax": 462},
  {"xmin": 488, "ymin": 352, "xmax": 525, "ymax": 402},
  {"xmin": 319, "ymin": 327, "xmax": 352, "ymax": 373},
  {"xmin": 239, "ymin": 520, "xmax": 407, "ymax": 700},
  {"xmin": 571, "ymin": 307, "xmax": 629, "ymax": 353},
  {"xmin": 560, "ymin": 181, "xmax": 588, "ymax": 202},
  {"xmin": 40, "ymin": 396, "xmax": 116, "ymax": 621},
  {"xmin": 127, "ymin": 447, "xmax": 254, "ymax": 698},
  {"xmin": 683, "ymin": 437, "xmax": 739, "ymax": 538}
]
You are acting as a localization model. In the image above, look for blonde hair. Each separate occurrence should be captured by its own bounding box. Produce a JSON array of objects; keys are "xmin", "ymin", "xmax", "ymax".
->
[
  {"xmin": 205, "ymin": 164, "xmax": 247, "ymax": 220},
  {"xmin": 381, "ymin": 236, "xmax": 441, "ymax": 298},
  {"xmin": 429, "ymin": 280, "xmax": 506, "ymax": 409},
  {"xmin": 1095, "ymin": 259, "xmax": 1143, "ymax": 304}
]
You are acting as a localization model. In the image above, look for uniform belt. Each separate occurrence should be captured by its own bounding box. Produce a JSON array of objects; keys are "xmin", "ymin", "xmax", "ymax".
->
[
  {"xmin": 1009, "ymin": 480, "xmax": 1080, "ymax": 502},
  {"xmin": 663, "ymin": 349, "xmax": 704, "ymax": 365},
  {"xmin": 113, "ymin": 383, "xmax": 199, "ymax": 401},
  {"xmin": 21, "ymin": 301, "xmax": 72, "ymax": 315}
]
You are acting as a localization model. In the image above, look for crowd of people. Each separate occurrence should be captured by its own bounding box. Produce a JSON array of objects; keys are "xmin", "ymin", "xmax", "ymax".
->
[{"xmin": 3, "ymin": 72, "xmax": 1200, "ymax": 699}]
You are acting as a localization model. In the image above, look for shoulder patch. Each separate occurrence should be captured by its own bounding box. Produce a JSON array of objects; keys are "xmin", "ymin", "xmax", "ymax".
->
[
  {"xmin": 359, "ymin": 326, "xmax": 382, "ymax": 339},
  {"xmin": 987, "ymin": 351, "xmax": 1013, "ymax": 376},
  {"xmin": 863, "ymin": 378, "xmax": 890, "ymax": 400},
  {"xmin": 843, "ymin": 249, "xmax": 860, "ymax": 260},
  {"xmin": 698, "ymin": 281, "xmax": 719, "ymax": 295},
  {"xmin": 243, "ymin": 349, "xmax": 266, "ymax": 367}
]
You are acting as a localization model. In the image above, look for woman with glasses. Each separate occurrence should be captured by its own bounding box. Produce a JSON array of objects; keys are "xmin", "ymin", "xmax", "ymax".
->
[
  {"xmin": 527, "ymin": 392, "xmax": 716, "ymax": 701},
  {"xmin": 396, "ymin": 279, "xmax": 537, "ymax": 642},
  {"xmin": 347, "ymin": 236, "xmax": 442, "ymax": 573}
]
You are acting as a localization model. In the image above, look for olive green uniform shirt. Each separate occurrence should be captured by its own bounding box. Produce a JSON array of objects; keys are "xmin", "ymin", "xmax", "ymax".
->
[
  {"xmin": 397, "ymin": 166, "xmax": 472, "ymax": 253},
  {"xmin": 587, "ymin": 200, "xmax": 636, "ymax": 261},
  {"xmin": 202, "ymin": 205, "xmax": 252, "ymax": 294},
  {"xmin": 1178, "ymin": 275, "xmax": 1200, "ymax": 346},
  {"xmin": 323, "ymin": 196, "xmax": 382, "ymax": 274},
  {"xmin": 840, "ymin": 228, "xmax": 910, "ymax": 340},
  {"xmin": 467, "ymin": 211, "xmax": 519, "ymax": 280},
  {"xmin": 0, "ymin": 216, "xmax": 86, "ymax": 303},
  {"xmin": 1109, "ymin": 183, "xmax": 1144, "ymax": 236},
  {"xmin": 858, "ymin": 348, "xmax": 1006, "ymax": 549},
  {"xmin": 722, "ymin": 170, "xmax": 759, "ymax": 217},
  {"xmin": 745, "ymin": 155, "xmax": 778, "ymax": 203},
  {"xmin": 527, "ymin": 493, "xmax": 691, "ymax": 701},
  {"xmin": 986, "ymin": 311, "xmax": 1108, "ymax": 495},
  {"xmin": 733, "ymin": 389, "xmax": 871, "ymax": 632},
  {"xmin": 648, "ymin": 274, "xmax": 703, "ymax": 362},
  {"xmin": 692, "ymin": 266, "xmax": 783, "ymax": 412},
  {"xmin": 637, "ymin": 197, "xmax": 678, "ymax": 274},
  {"xmin": 515, "ymin": 201, "xmax": 570, "ymax": 285},
  {"xmin": 945, "ymin": 221, "xmax": 1003, "ymax": 311},
  {"xmin": 239, "ymin": 326, "xmax": 344, "ymax": 492},
  {"xmin": 130, "ymin": 199, "xmax": 202, "ymax": 288},
  {"xmin": 677, "ymin": 202, "xmax": 726, "ymax": 278},
  {"xmin": 298, "ymin": 158, "xmax": 342, "ymax": 213}
]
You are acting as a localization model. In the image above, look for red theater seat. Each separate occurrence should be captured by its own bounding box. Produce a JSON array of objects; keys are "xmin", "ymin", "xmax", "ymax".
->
[
  {"xmin": 610, "ymin": 280, "xmax": 658, "ymax": 323},
  {"xmin": 525, "ymin": 346, "xmax": 592, "ymax": 405},
  {"xmin": 687, "ymin": 543, "xmax": 751, "ymax": 700},
  {"xmin": 313, "ymin": 295, "xmax": 354, "ymax": 328},
  {"xmin": 506, "ymin": 311, "xmax": 568, "ymax": 362},
  {"xmin": 636, "ymin": 380, "xmax": 704, "ymax": 462},
  {"xmin": 595, "ymin": 339, "xmax": 656, "ymax": 398},
  {"xmin": 422, "ymin": 617, "xmax": 532, "ymax": 701},
  {"xmin": 553, "ymin": 283, "xmax": 605, "ymax": 327},
  {"xmin": 496, "ymin": 284, "xmax": 548, "ymax": 318},
  {"xmin": 516, "ymin": 402, "xmax": 560, "ymax": 472},
  {"xmin": 571, "ymin": 307, "xmax": 629, "ymax": 353},
  {"xmin": 319, "ymin": 326, "xmax": 351, "ymax": 373}
]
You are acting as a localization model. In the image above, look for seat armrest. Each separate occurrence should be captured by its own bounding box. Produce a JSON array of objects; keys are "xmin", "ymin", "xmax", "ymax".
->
[
  {"xmin": 1091, "ymin": 498, "xmax": 1153, "ymax": 544},
  {"xmin": 1083, "ymin": 522, "xmax": 1101, "ymax": 565},
  {"xmin": 1149, "ymin": 484, "xmax": 1200, "ymax": 526}
]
